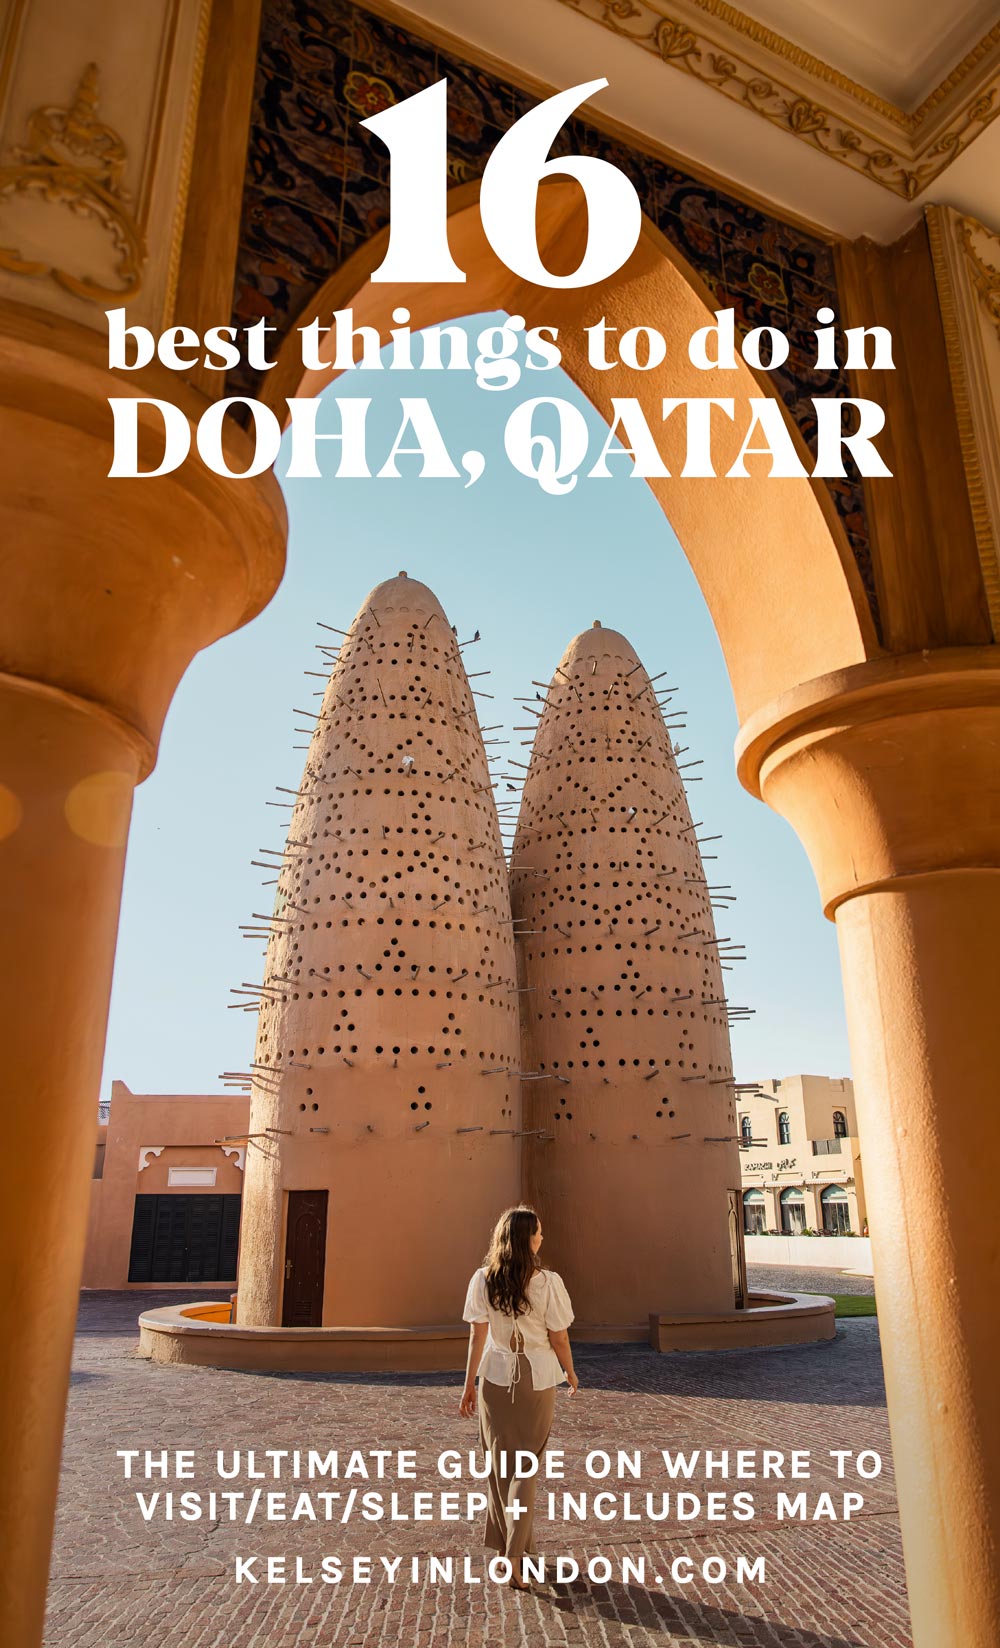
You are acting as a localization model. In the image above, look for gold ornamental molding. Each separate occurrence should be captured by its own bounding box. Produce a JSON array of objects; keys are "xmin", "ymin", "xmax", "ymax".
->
[
  {"xmin": 927, "ymin": 205, "xmax": 1000, "ymax": 636},
  {"xmin": 957, "ymin": 212, "xmax": 1000, "ymax": 340},
  {"xmin": 0, "ymin": 62, "xmax": 146, "ymax": 302},
  {"xmin": 559, "ymin": 0, "xmax": 1000, "ymax": 200}
]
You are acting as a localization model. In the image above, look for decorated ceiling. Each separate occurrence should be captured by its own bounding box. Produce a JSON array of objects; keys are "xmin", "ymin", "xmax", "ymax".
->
[{"xmin": 230, "ymin": 0, "xmax": 877, "ymax": 627}]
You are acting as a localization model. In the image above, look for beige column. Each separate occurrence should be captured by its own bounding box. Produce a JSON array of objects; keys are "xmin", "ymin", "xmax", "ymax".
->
[
  {"xmin": 806, "ymin": 1185, "xmax": 824, "ymax": 1234},
  {"xmin": 0, "ymin": 311, "xmax": 286, "ymax": 1648},
  {"xmin": 1, "ymin": 688, "xmax": 139, "ymax": 1648},
  {"xmin": 738, "ymin": 648, "xmax": 1000, "ymax": 1648}
]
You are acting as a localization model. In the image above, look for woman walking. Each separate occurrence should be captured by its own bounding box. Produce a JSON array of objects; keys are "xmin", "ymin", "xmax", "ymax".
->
[{"xmin": 459, "ymin": 1206, "xmax": 578, "ymax": 1588}]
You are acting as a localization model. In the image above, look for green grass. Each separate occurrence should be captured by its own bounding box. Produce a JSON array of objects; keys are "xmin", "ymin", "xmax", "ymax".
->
[
  {"xmin": 832, "ymin": 1294, "xmax": 877, "ymax": 1317},
  {"xmin": 801, "ymin": 1291, "xmax": 876, "ymax": 1317}
]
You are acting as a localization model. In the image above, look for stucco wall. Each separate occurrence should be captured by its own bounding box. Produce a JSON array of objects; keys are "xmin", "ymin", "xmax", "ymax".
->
[
  {"xmin": 745, "ymin": 1234, "xmax": 873, "ymax": 1274},
  {"xmin": 81, "ymin": 1083, "xmax": 251, "ymax": 1288}
]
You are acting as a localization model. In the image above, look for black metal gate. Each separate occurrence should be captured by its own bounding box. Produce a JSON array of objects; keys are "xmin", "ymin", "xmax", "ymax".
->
[{"xmin": 127, "ymin": 1194, "xmax": 241, "ymax": 1283}]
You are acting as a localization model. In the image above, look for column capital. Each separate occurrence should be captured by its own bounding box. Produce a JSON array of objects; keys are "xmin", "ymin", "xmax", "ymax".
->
[
  {"xmin": 0, "ymin": 301, "xmax": 287, "ymax": 776},
  {"xmin": 735, "ymin": 648, "xmax": 1000, "ymax": 915}
]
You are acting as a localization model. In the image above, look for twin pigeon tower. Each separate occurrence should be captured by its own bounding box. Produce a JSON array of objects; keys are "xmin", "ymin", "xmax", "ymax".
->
[{"xmin": 235, "ymin": 573, "xmax": 743, "ymax": 1336}]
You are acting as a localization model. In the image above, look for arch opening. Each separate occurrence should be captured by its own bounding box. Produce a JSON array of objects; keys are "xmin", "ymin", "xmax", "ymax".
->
[{"xmin": 269, "ymin": 181, "xmax": 878, "ymax": 726}]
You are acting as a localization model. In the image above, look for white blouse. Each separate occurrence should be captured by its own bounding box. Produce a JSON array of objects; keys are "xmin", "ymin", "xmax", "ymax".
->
[{"xmin": 463, "ymin": 1267, "xmax": 575, "ymax": 1393}]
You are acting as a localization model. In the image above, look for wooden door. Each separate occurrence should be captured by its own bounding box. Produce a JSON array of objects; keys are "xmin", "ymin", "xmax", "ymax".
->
[{"xmin": 281, "ymin": 1190, "xmax": 328, "ymax": 1326}]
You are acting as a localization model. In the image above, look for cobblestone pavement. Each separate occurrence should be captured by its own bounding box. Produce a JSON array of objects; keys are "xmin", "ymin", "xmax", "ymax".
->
[
  {"xmin": 45, "ymin": 1292, "xmax": 909, "ymax": 1648},
  {"xmin": 747, "ymin": 1264, "xmax": 875, "ymax": 1299}
]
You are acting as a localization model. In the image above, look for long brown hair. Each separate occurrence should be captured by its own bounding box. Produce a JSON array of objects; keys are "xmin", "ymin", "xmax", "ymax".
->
[{"xmin": 482, "ymin": 1205, "xmax": 540, "ymax": 1317}]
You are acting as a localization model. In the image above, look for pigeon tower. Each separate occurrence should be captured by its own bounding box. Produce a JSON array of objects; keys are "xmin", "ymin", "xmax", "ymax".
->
[
  {"xmin": 510, "ymin": 622, "xmax": 742, "ymax": 1330},
  {"xmin": 236, "ymin": 574, "xmax": 521, "ymax": 1328}
]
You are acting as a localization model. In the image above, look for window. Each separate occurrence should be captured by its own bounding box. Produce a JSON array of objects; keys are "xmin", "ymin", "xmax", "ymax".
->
[
  {"xmin": 740, "ymin": 1114, "xmax": 753, "ymax": 1145},
  {"xmin": 778, "ymin": 1111, "xmax": 791, "ymax": 1145},
  {"xmin": 821, "ymin": 1185, "xmax": 852, "ymax": 1234},
  {"xmin": 779, "ymin": 1186, "xmax": 806, "ymax": 1234},
  {"xmin": 833, "ymin": 1110, "xmax": 847, "ymax": 1138},
  {"xmin": 743, "ymin": 1188, "xmax": 766, "ymax": 1234}
]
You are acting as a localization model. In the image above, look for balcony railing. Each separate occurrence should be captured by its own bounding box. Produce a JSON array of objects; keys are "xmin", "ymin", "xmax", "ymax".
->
[{"xmin": 812, "ymin": 1138, "xmax": 843, "ymax": 1155}]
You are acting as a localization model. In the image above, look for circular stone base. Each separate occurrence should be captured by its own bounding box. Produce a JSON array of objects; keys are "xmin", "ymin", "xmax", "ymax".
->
[
  {"xmin": 137, "ymin": 1291, "xmax": 835, "ymax": 1373},
  {"xmin": 649, "ymin": 1289, "xmax": 837, "ymax": 1351}
]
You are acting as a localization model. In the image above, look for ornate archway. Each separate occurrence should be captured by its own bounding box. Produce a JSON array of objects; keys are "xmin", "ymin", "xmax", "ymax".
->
[{"xmin": 267, "ymin": 179, "xmax": 877, "ymax": 722}]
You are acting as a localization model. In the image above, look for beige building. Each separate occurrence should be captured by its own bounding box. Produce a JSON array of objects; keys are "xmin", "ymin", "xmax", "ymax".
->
[
  {"xmin": 87, "ymin": 1072, "xmax": 865, "ymax": 1293},
  {"xmin": 83, "ymin": 1083, "xmax": 249, "ymax": 1290},
  {"xmin": 738, "ymin": 1076, "xmax": 866, "ymax": 1240}
]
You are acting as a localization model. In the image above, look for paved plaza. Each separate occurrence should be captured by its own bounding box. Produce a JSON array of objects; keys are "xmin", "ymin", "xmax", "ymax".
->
[
  {"xmin": 748, "ymin": 1265, "xmax": 875, "ymax": 1299},
  {"xmin": 45, "ymin": 1268, "xmax": 909, "ymax": 1648}
]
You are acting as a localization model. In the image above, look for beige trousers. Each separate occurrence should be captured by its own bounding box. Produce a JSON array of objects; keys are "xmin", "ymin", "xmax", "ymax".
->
[{"xmin": 478, "ymin": 1354, "xmax": 556, "ymax": 1570}]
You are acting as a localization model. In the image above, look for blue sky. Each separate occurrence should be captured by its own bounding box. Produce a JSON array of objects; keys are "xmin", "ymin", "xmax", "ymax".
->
[{"xmin": 101, "ymin": 314, "xmax": 850, "ymax": 1098}]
